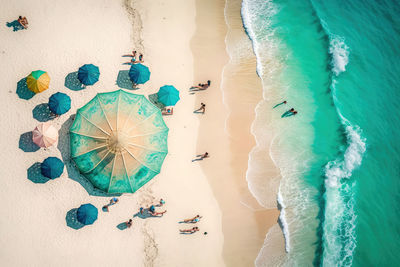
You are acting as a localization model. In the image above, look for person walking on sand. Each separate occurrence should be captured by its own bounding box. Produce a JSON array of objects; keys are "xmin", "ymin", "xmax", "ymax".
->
[
  {"xmin": 125, "ymin": 219, "xmax": 133, "ymax": 228},
  {"xmin": 182, "ymin": 215, "xmax": 202, "ymax": 223},
  {"xmin": 159, "ymin": 199, "xmax": 165, "ymax": 207},
  {"xmin": 273, "ymin": 100, "xmax": 287, "ymax": 109},
  {"xmin": 139, "ymin": 207, "xmax": 144, "ymax": 215},
  {"xmin": 190, "ymin": 80, "xmax": 211, "ymax": 90},
  {"xmin": 180, "ymin": 227, "xmax": 199, "ymax": 234},
  {"xmin": 139, "ymin": 54, "xmax": 144, "ymax": 62}
]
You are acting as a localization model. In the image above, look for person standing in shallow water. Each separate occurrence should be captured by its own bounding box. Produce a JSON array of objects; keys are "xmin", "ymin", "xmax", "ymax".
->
[{"xmin": 273, "ymin": 100, "xmax": 287, "ymax": 108}]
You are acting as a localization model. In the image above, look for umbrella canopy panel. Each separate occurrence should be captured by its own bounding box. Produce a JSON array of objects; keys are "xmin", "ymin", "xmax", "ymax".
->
[
  {"xmin": 33, "ymin": 122, "xmax": 58, "ymax": 148},
  {"xmin": 70, "ymin": 90, "xmax": 169, "ymax": 194},
  {"xmin": 78, "ymin": 64, "xmax": 100, "ymax": 85},
  {"xmin": 49, "ymin": 92, "xmax": 71, "ymax": 115},
  {"xmin": 27, "ymin": 70, "xmax": 50, "ymax": 93},
  {"xmin": 41, "ymin": 157, "xmax": 64, "ymax": 179},
  {"xmin": 77, "ymin": 203, "xmax": 98, "ymax": 225},
  {"xmin": 129, "ymin": 63, "xmax": 150, "ymax": 84},
  {"xmin": 157, "ymin": 85, "xmax": 180, "ymax": 106}
]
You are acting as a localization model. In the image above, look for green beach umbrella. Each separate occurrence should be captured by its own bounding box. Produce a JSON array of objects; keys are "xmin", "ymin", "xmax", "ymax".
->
[
  {"xmin": 48, "ymin": 92, "xmax": 71, "ymax": 115},
  {"xmin": 77, "ymin": 204, "xmax": 98, "ymax": 225},
  {"xmin": 69, "ymin": 90, "xmax": 168, "ymax": 194},
  {"xmin": 78, "ymin": 64, "xmax": 100, "ymax": 85},
  {"xmin": 41, "ymin": 157, "xmax": 64, "ymax": 179},
  {"xmin": 129, "ymin": 63, "xmax": 150, "ymax": 84},
  {"xmin": 157, "ymin": 85, "xmax": 180, "ymax": 106}
]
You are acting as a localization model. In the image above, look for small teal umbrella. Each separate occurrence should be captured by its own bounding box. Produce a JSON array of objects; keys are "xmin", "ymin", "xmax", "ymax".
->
[
  {"xmin": 77, "ymin": 204, "xmax": 98, "ymax": 225},
  {"xmin": 129, "ymin": 63, "xmax": 150, "ymax": 84},
  {"xmin": 41, "ymin": 157, "xmax": 64, "ymax": 179},
  {"xmin": 48, "ymin": 92, "xmax": 71, "ymax": 115},
  {"xmin": 157, "ymin": 85, "xmax": 180, "ymax": 106},
  {"xmin": 78, "ymin": 64, "xmax": 100, "ymax": 85}
]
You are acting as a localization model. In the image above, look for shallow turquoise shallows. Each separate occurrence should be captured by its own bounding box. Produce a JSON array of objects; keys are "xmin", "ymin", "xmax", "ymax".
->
[
  {"xmin": 70, "ymin": 90, "xmax": 169, "ymax": 194},
  {"xmin": 242, "ymin": 0, "xmax": 400, "ymax": 266}
]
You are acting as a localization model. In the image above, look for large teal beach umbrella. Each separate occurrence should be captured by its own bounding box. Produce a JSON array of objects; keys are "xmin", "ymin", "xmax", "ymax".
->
[
  {"xmin": 70, "ymin": 90, "xmax": 168, "ymax": 194},
  {"xmin": 157, "ymin": 85, "xmax": 180, "ymax": 106},
  {"xmin": 78, "ymin": 64, "xmax": 100, "ymax": 85},
  {"xmin": 41, "ymin": 157, "xmax": 64, "ymax": 179},
  {"xmin": 77, "ymin": 204, "xmax": 98, "ymax": 225},
  {"xmin": 48, "ymin": 92, "xmax": 71, "ymax": 115},
  {"xmin": 129, "ymin": 63, "xmax": 150, "ymax": 84}
]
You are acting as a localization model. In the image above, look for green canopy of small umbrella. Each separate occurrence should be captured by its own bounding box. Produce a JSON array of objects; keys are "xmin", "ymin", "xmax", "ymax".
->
[{"xmin": 157, "ymin": 85, "xmax": 180, "ymax": 106}]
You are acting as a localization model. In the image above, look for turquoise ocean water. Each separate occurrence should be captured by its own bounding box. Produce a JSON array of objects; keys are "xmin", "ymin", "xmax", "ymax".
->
[{"xmin": 241, "ymin": 0, "xmax": 400, "ymax": 265}]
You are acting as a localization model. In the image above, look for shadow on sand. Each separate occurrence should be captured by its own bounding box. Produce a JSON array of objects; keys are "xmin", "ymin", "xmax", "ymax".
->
[
  {"xmin": 57, "ymin": 115, "xmax": 121, "ymax": 197},
  {"xmin": 19, "ymin": 131, "xmax": 40, "ymax": 152},
  {"xmin": 148, "ymin": 93, "xmax": 165, "ymax": 110},
  {"xmin": 16, "ymin": 78, "xmax": 35, "ymax": 100},
  {"xmin": 116, "ymin": 222, "xmax": 129, "ymax": 230},
  {"xmin": 65, "ymin": 72, "xmax": 85, "ymax": 91},
  {"xmin": 33, "ymin": 103, "xmax": 56, "ymax": 122},
  {"xmin": 6, "ymin": 20, "xmax": 24, "ymax": 32},
  {"xmin": 27, "ymin": 162, "xmax": 50, "ymax": 184},
  {"xmin": 66, "ymin": 208, "xmax": 85, "ymax": 230},
  {"xmin": 116, "ymin": 70, "xmax": 136, "ymax": 90}
]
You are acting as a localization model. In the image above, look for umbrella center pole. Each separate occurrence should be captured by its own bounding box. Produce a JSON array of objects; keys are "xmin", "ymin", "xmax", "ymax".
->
[{"xmin": 106, "ymin": 131, "xmax": 129, "ymax": 154}]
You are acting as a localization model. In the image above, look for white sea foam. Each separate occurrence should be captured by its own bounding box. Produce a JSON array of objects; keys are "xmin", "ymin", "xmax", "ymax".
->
[
  {"xmin": 323, "ymin": 34, "xmax": 366, "ymax": 265},
  {"xmin": 329, "ymin": 35, "xmax": 350, "ymax": 76},
  {"xmin": 277, "ymin": 189, "xmax": 290, "ymax": 253}
]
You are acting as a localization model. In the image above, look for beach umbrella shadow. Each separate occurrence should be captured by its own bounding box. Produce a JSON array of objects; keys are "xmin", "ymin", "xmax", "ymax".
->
[
  {"xmin": 116, "ymin": 222, "xmax": 128, "ymax": 230},
  {"xmin": 6, "ymin": 20, "xmax": 25, "ymax": 32},
  {"xmin": 116, "ymin": 70, "xmax": 136, "ymax": 90},
  {"xmin": 16, "ymin": 78, "xmax": 35, "ymax": 100},
  {"xmin": 27, "ymin": 162, "xmax": 50, "ymax": 184},
  {"xmin": 148, "ymin": 93, "xmax": 165, "ymax": 110},
  {"xmin": 57, "ymin": 115, "xmax": 121, "ymax": 197},
  {"xmin": 19, "ymin": 131, "xmax": 40, "ymax": 152},
  {"xmin": 32, "ymin": 103, "xmax": 55, "ymax": 122},
  {"xmin": 64, "ymin": 72, "xmax": 85, "ymax": 91},
  {"xmin": 66, "ymin": 208, "xmax": 85, "ymax": 230}
]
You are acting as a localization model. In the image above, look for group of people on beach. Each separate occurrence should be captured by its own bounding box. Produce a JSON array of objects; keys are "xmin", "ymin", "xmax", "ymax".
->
[
  {"xmin": 17, "ymin": 16, "xmax": 29, "ymax": 29},
  {"xmin": 103, "ymin": 197, "xmax": 203, "ymax": 233},
  {"xmin": 124, "ymin": 50, "xmax": 144, "ymax": 65},
  {"xmin": 273, "ymin": 100, "xmax": 298, "ymax": 118}
]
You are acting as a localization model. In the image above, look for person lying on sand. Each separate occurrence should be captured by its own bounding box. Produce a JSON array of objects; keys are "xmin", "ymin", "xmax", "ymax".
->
[
  {"xmin": 103, "ymin": 197, "xmax": 119, "ymax": 211},
  {"xmin": 150, "ymin": 210, "xmax": 167, "ymax": 217},
  {"xmin": 139, "ymin": 54, "xmax": 144, "ymax": 62},
  {"xmin": 125, "ymin": 219, "xmax": 133, "ymax": 228},
  {"xmin": 190, "ymin": 80, "xmax": 211, "ymax": 90},
  {"xmin": 109, "ymin": 197, "xmax": 119, "ymax": 205},
  {"xmin": 18, "ymin": 16, "xmax": 28, "ymax": 29},
  {"xmin": 192, "ymin": 152, "xmax": 209, "ymax": 162},
  {"xmin": 180, "ymin": 227, "xmax": 199, "ymax": 234},
  {"xmin": 162, "ymin": 107, "xmax": 173, "ymax": 115},
  {"xmin": 183, "ymin": 215, "xmax": 202, "ymax": 223}
]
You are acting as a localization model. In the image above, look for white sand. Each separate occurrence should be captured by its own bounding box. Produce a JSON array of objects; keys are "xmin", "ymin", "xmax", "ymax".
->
[{"xmin": 0, "ymin": 0, "xmax": 224, "ymax": 266}]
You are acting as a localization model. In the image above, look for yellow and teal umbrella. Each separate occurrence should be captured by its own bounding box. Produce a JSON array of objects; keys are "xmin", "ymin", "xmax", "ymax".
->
[{"xmin": 27, "ymin": 70, "xmax": 50, "ymax": 93}]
